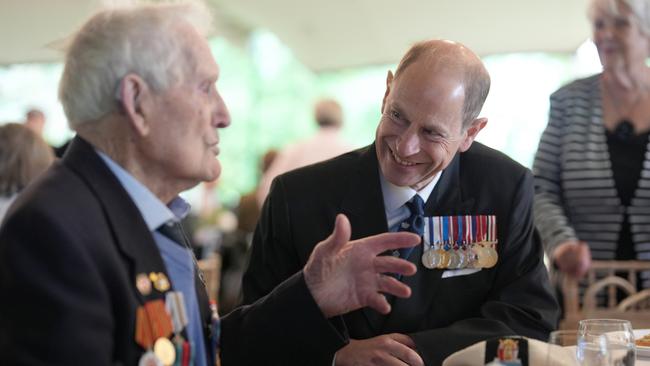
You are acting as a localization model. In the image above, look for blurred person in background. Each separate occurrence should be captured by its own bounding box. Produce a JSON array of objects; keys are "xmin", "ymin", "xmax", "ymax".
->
[
  {"xmin": 0, "ymin": 123, "xmax": 54, "ymax": 222},
  {"xmin": 533, "ymin": 0, "xmax": 650, "ymax": 288},
  {"xmin": 256, "ymin": 98, "xmax": 352, "ymax": 206},
  {"xmin": 238, "ymin": 149, "xmax": 277, "ymax": 234},
  {"xmin": 24, "ymin": 109, "xmax": 46, "ymax": 136}
]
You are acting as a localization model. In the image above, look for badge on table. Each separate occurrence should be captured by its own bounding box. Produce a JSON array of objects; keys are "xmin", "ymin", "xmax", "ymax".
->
[
  {"xmin": 421, "ymin": 215, "xmax": 498, "ymax": 270},
  {"xmin": 484, "ymin": 336, "xmax": 528, "ymax": 366}
]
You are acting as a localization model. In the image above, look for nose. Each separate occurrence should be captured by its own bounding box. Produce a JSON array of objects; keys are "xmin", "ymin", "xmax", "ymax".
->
[
  {"xmin": 395, "ymin": 125, "xmax": 420, "ymax": 157},
  {"xmin": 213, "ymin": 91, "xmax": 231, "ymax": 128}
]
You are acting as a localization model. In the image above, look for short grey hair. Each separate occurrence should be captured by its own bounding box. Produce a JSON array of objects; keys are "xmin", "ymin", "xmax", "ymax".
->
[
  {"xmin": 394, "ymin": 40, "xmax": 491, "ymax": 130},
  {"xmin": 588, "ymin": 0, "xmax": 650, "ymax": 35},
  {"xmin": 59, "ymin": 1, "xmax": 213, "ymax": 130}
]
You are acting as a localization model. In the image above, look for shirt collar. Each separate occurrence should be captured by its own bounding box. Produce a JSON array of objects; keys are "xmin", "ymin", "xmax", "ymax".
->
[
  {"xmin": 380, "ymin": 171, "xmax": 441, "ymax": 212},
  {"xmin": 96, "ymin": 149, "xmax": 191, "ymax": 231}
]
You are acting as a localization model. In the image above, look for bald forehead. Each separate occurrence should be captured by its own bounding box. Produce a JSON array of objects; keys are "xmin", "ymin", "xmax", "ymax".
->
[{"xmin": 395, "ymin": 41, "xmax": 482, "ymax": 80}]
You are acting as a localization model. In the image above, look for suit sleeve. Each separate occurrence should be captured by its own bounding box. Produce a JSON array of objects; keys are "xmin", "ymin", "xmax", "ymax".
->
[
  {"xmin": 235, "ymin": 177, "xmax": 348, "ymax": 365},
  {"xmin": 221, "ymin": 272, "xmax": 347, "ymax": 366},
  {"xmin": 0, "ymin": 208, "xmax": 114, "ymax": 366},
  {"xmin": 532, "ymin": 92, "xmax": 579, "ymax": 255},
  {"xmin": 409, "ymin": 171, "xmax": 560, "ymax": 365}
]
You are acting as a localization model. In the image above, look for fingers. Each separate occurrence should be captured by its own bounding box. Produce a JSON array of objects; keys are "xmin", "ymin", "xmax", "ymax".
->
[
  {"xmin": 378, "ymin": 275, "xmax": 412, "ymax": 298},
  {"xmin": 363, "ymin": 231, "xmax": 421, "ymax": 254},
  {"xmin": 385, "ymin": 336, "xmax": 424, "ymax": 366},
  {"xmin": 318, "ymin": 214, "xmax": 352, "ymax": 255},
  {"xmin": 387, "ymin": 333, "xmax": 417, "ymax": 349},
  {"xmin": 375, "ymin": 256, "xmax": 417, "ymax": 276},
  {"xmin": 366, "ymin": 292, "xmax": 391, "ymax": 314}
]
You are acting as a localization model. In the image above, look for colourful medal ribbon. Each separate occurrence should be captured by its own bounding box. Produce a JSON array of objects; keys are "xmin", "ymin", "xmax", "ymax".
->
[
  {"xmin": 135, "ymin": 306, "xmax": 154, "ymax": 350},
  {"xmin": 165, "ymin": 291, "xmax": 189, "ymax": 335},
  {"xmin": 210, "ymin": 300, "xmax": 221, "ymax": 366},
  {"xmin": 144, "ymin": 299, "xmax": 174, "ymax": 340}
]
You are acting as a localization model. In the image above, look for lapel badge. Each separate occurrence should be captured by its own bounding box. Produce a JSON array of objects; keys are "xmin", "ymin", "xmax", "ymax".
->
[
  {"xmin": 149, "ymin": 272, "xmax": 171, "ymax": 292},
  {"xmin": 136, "ymin": 273, "xmax": 152, "ymax": 296}
]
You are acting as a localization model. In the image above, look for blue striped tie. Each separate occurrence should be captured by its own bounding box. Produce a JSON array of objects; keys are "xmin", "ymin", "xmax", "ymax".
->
[{"xmin": 398, "ymin": 195, "xmax": 425, "ymax": 259}]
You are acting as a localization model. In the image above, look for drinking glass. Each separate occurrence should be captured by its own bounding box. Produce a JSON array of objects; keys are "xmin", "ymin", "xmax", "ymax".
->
[
  {"xmin": 546, "ymin": 330, "xmax": 580, "ymax": 366},
  {"xmin": 577, "ymin": 319, "xmax": 635, "ymax": 366}
]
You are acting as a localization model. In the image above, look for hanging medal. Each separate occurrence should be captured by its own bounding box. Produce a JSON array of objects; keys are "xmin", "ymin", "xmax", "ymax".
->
[
  {"xmin": 483, "ymin": 215, "xmax": 499, "ymax": 268},
  {"xmin": 422, "ymin": 217, "xmax": 440, "ymax": 269},
  {"xmin": 436, "ymin": 216, "xmax": 450, "ymax": 268},
  {"xmin": 165, "ymin": 291, "xmax": 190, "ymax": 366}
]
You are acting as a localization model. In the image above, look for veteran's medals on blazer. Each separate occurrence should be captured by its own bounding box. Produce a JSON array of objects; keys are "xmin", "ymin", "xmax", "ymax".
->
[
  {"xmin": 134, "ymin": 270, "xmax": 209, "ymax": 366},
  {"xmin": 421, "ymin": 215, "xmax": 499, "ymax": 270}
]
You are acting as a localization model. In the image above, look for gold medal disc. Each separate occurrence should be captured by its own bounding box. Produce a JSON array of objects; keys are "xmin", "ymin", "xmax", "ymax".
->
[
  {"xmin": 153, "ymin": 338, "xmax": 176, "ymax": 366},
  {"xmin": 422, "ymin": 249, "xmax": 440, "ymax": 269},
  {"xmin": 484, "ymin": 247, "xmax": 499, "ymax": 268},
  {"xmin": 447, "ymin": 251, "xmax": 461, "ymax": 269},
  {"xmin": 437, "ymin": 250, "xmax": 451, "ymax": 269}
]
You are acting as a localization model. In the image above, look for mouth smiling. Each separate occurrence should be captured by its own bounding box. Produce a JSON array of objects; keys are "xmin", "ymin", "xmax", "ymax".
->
[{"xmin": 390, "ymin": 146, "xmax": 417, "ymax": 167}]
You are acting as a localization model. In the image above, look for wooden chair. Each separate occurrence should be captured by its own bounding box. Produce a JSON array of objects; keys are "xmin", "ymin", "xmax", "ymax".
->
[
  {"xmin": 558, "ymin": 260, "xmax": 650, "ymax": 330},
  {"xmin": 198, "ymin": 254, "xmax": 222, "ymax": 302}
]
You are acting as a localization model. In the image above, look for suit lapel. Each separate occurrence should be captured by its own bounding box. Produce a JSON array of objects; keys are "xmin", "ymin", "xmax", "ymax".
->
[
  {"xmin": 339, "ymin": 144, "xmax": 390, "ymax": 333},
  {"xmin": 382, "ymin": 152, "xmax": 476, "ymax": 332},
  {"xmin": 63, "ymin": 137, "xmax": 171, "ymax": 304}
]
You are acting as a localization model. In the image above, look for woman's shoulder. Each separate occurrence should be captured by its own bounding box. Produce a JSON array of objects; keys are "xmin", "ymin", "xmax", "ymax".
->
[{"xmin": 551, "ymin": 73, "xmax": 600, "ymax": 100}]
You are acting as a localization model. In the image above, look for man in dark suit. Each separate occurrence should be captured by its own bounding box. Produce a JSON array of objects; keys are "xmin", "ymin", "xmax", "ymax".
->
[
  {"xmin": 243, "ymin": 40, "xmax": 560, "ymax": 365},
  {"xmin": 0, "ymin": 2, "xmax": 422, "ymax": 366}
]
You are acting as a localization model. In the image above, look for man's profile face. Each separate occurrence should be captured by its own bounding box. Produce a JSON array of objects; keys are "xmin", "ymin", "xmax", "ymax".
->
[
  {"xmin": 144, "ymin": 23, "xmax": 231, "ymax": 189},
  {"xmin": 375, "ymin": 60, "xmax": 472, "ymax": 191}
]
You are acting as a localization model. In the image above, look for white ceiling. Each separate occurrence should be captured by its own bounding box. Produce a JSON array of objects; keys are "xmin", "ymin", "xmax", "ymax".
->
[{"xmin": 1, "ymin": 0, "xmax": 593, "ymax": 72}]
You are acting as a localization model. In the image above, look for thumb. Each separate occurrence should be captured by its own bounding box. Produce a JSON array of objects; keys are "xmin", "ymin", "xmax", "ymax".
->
[{"xmin": 322, "ymin": 214, "xmax": 351, "ymax": 254}]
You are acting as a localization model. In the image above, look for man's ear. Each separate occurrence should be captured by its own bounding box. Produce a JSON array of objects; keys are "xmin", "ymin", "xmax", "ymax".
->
[
  {"xmin": 381, "ymin": 70, "xmax": 394, "ymax": 114},
  {"xmin": 117, "ymin": 73, "xmax": 152, "ymax": 137},
  {"xmin": 458, "ymin": 117, "xmax": 487, "ymax": 152}
]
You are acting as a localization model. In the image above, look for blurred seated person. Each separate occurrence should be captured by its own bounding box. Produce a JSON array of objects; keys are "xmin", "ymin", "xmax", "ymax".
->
[
  {"xmin": 256, "ymin": 98, "xmax": 352, "ymax": 206},
  {"xmin": 237, "ymin": 149, "xmax": 277, "ymax": 234},
  {"xmin": 533, "ymin": 0, "xmax": 650, "ymax": 289},
  {"xmin": 0, "ymin": 123, "xmax": 54, "ymax": 222}
]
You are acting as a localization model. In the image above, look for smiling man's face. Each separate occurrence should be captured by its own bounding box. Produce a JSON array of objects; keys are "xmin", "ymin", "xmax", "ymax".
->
[{"xmin": 375, "ymin": 59, "xmax": 476, "ymax": 191}]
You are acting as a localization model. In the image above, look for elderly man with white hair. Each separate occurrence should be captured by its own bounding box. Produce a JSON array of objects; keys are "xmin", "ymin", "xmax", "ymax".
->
[{"xmin": 0, "ymin": 2, "xmax": 421, "ymax": 365}]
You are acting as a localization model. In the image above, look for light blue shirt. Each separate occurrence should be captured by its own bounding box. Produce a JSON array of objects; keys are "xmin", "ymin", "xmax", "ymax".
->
[
  {"xmin": 379, "ymin": 171, "xmax": 441, "ymax": 232},
  {"xmin": 97, "ymin": 151, "xmax": 208, "ymax": 366}
]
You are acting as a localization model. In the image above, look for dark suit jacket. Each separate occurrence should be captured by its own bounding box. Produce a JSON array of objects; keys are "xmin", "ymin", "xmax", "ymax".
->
[
  {"xmin": 0, "ymin": 137, "xmax": 345, "ymax": 366},
  {"xmin": 243, "ymin": 142, "xmax": 560, "ymax": 365}
]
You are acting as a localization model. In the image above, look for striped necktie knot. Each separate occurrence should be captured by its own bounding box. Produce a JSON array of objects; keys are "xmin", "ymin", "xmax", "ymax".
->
[{"xmin": 397, "ymin": 195, "xmax": 425, "ymax": 259}]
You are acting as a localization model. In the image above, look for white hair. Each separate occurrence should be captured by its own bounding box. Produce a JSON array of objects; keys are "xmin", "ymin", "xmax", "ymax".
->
[
  {"xmin": 588, "ymin": 0, "xmax": 650, "ymax": 35},
  {"xmin": 58, "ymin": 1, "xmax": 213, "ymax": 130}
]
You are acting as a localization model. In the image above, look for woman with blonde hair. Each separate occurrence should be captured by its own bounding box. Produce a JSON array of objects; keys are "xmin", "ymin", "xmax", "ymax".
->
[
  {"xmin": 534, "ymin": 0, "xmax": 650, "ymax": 287},
  {"xmin": 0, "ymin": 123, "xmax": 54, "ymax": 221}
]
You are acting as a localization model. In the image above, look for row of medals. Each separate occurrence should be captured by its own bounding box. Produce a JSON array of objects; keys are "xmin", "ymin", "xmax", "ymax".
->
[
  {"xmin": 421, "ymin": 241, "xmax": 498, "ymax": 269},
  {"xmin": 135, "ymin": 272, "xmax": 184, "ymax": 366}
]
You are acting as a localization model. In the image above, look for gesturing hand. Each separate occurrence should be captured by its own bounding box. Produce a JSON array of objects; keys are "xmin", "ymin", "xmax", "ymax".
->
[
  {"xmin": 335, "ymin": 334, "xmax": 424, "ymax": 366},
  {"xmin": 303, "ymin": 214, "xmax": 419, "ymax": 318}
]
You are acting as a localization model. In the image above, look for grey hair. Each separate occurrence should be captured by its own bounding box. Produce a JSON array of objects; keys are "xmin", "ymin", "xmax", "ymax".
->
[
  {"xmin": 394, "ymin": 40, "xmax": 491, "ymax": 130},
  {"xmin": 58, "ymin": 1, "xmax": 213, "ymax": 130},
  {"xmin": 588, "ymin": 0, "xmax": 650, "ymax": 35}
]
